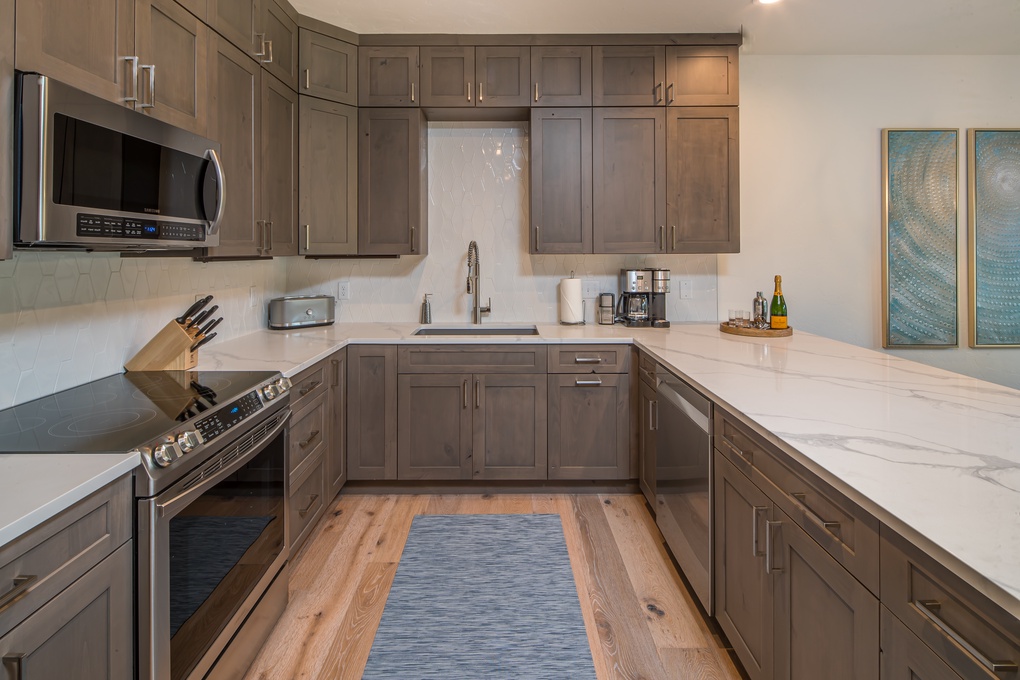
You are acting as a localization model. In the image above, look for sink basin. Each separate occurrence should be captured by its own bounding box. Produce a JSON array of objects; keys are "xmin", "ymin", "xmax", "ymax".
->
[{"xmin": 413, "ymin": 325, "xmax": 540, "ymax": 336}]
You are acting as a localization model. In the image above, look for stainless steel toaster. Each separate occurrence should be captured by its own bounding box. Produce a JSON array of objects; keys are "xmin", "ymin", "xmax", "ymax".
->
[{"xmin": 268, "ymin": 295, "xmax": 336, "ymax": 329}]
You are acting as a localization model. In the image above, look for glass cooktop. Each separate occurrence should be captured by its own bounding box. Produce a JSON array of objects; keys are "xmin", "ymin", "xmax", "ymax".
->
[{"xmin": 0, "ymin": 371, "xmax": 278, "ymax": 454}]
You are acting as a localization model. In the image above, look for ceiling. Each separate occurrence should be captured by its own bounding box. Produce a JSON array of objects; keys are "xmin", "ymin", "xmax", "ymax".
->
[{"xmin": 292, "ymin": 0, "xmax": 1020, "ymax": 55}]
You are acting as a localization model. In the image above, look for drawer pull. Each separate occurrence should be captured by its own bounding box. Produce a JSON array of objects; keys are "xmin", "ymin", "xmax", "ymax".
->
[
  {"xmin": 752, "ymin": 506, "xmax": 767, "ymax": 557},
  {"xmin": 298, "ymin": 494, "xmax": 320, "ymax": 517},
  {"xmin": 0, "ymin": 575, "xmax": 37, "ymax": 612},
  {"xmin": 463, "ymin": 379, "xmax": 469, "ymax": 408},
  {"xmin": 575, "ymin": 378, "xmax": 603, "ymax": 387},
  {"xmin": 574, "ymin": 356, "xmax": 603, "ymax": 364},
  {"xmin": 791, "ymin": 492, "xmax": 842, "ymax": 536},
  {"xmin": 2, "ymin": 654, "xmax": 25, "ymax": 680},
  {"xmin": 299, "ymin": 380, "xmax": 321, "ymax": 396},
  {"xmin": 299, "ymin": 430, "xmax": 320, "ymax": 448},
  {"xmin": 915, "ymin": 599, "xmax": 1019, "ymax": 674},
  {"xmin": 720, "ymin": 436, "xmax": 752, "ymax": 465},
  {"xmin": 765, "ymin": 520, "xmax": 783, "ymax": 574}
]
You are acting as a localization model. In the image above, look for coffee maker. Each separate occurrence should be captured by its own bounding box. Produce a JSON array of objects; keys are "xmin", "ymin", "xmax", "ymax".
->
[
  {"xmin": 617, "ymin": 269, "xmax": 651, "ymax": 327},
  {"xmin": 650, "ymin": 268, "xmax": 670, "ymax": 328}
]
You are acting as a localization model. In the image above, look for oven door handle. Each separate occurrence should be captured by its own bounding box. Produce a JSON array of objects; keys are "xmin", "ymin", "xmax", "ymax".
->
[{"xmin": 156, "ymin": 408, "xmax": 291, "ymax": 519}]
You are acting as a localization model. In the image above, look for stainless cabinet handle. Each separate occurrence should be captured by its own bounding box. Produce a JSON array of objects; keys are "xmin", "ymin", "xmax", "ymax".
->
[
  {"xmin": 463, "ymin": 379, "xmax": 468, "ymax": 408},
  {"xmin": 304, "ymin": 69, "xmax": 311, "ymax": 89},
  {"xmin": 140, "ymin": 64, "xmax": 156, "ymax": 109},
  {"xmin": 652, "ymin": 399, "xmax": 658, "ymax": 430},
  {"xmin": 790, "ymin": 492, "xmax": 842, "ymax": 535},
  {"xmin": 659, "ymin": 225, "xmax": 665, "ymax": 251},
  {"xmin": 467, "ymin": 81, "xmax": 472, "ymax": 102},
  {"xmin": 720, "ymin": 436, "xmax": 752, "ymax": 465},
  {"xmin": 256, "ymin": 220, "xmax": 265, "ymax": 254},
  {"xmin": 478, "ymin": 82, "xmax": 483, "ymax": 102},
  {"xmin": 410, "ymin": 226, "xmax": 416, "ymax": 253},
  {"xmin": 298, "ymin": 429, "xmax": 320, "ymax": 449},
  {"xmin": 255, "ymin": 33, "xmax": 267, "ymax": 57},
  {"xmin": 266, "ymin": 221, "xmax": 273, "ymax": 254},
  {"xmin": 299, "ymin": 380, "xmax": 320, "ymax": 396},
  {"xmin": 671, "ymin": 225, "xmax": 677, "ymax": 251},
  {"xmin": 332, "ymin": 359, "xmax": 340, "ymax": 388},
  {"xmin": 2, "ymin": 654, "xmax": 25, "ymax": 680},
  {"xmin": 648, "ymin": 399, "xmax": 658, "ymax": 431},
  {"xmin": 765, "ymin": 520, "xmax": 783, "ymax": 574},
  {"xmin": 914, "ymin": 600, "xmax": 1018, "ymax": 674},
  {"xmin": 410, "ymin": 82, "xmax": 415, "ymax": 102},
  {"xmin": 534, "ymin": 82, "xmax": 539, "ymax": 102},
  {"xmin": 575, "ymin": 378, "xmax": 603, "ymax": 386},
  {"xmin": 752, "ymin": 507, "xmax": 767, "ymax": 557},
  {"xmin": 574, "ymin": 356, "xmax": 603, "ymax": 364},
  {"xmin": 304, "ymin": 225, "xmax": 311, "ymax": 252},
  {"xmin": 124, "ymin": 56, "xmax": 139, "ymax": 103},
  {"xmin": 474, "ymin": 379, "xmax": 480, "ymax": 408},
  {"xmin": 535, "ymin": 224, "xmax": 541, "ymax": 251},
  {"xmin": 656, "ymin": 81, "xmax": 663, "ymax": 103},
  {"xmin": 667, "ymin": 82, "xmax": 675, "ymax": 105},
  {"xmin": 262, "ymin": 39, "xmax": 274, "ymax": 65},
  {"xmin": 0, "ymin": 575, "xmax": 37, "ymax": 612},
  {"xmin": 298, "ymin": 494, "xmax": 320, "ymax": 517}
]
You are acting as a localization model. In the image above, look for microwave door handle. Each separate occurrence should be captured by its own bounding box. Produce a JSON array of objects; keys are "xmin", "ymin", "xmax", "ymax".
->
[{"xmin": 206, "ymin": 148, "xmax": 226, "ymax": 236}]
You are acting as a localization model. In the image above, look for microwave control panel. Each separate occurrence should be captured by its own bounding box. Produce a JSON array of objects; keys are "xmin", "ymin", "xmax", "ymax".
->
[{"xmin": 76, "ymin": 213, "xmax": 206, "ymax": 241}]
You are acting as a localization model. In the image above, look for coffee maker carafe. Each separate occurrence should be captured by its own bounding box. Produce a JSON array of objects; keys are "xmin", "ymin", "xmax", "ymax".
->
[
  {"xmin": 617, "ymin": 269, "xmax": 652, "ymax": 327},
  {"xmin": 650, "ymin": 268, "xmax": 670, "ymax": 328}
]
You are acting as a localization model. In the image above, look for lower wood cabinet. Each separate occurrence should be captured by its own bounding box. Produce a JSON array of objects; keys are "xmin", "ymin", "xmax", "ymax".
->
[
  {"xmin": 347, "ymin": 345, "xmax": 398, "ymax": 480},
  {"xmin": 547, "ymin": 372, "xmax": 630, "ymax": 479},
  {"xmin": 638, "ymin": 369, "xmax": 657, "ymax": 506},
  {"xmin": 327, "ymin": 349, "xmax": 347, "ymax": 498},
  {"xmin": 881, "ymin": 605, "xmax": 961, "ymax": 680}
]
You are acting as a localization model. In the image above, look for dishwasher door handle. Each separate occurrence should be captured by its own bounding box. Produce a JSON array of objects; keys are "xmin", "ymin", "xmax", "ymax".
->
[{"xmin": 657, "ymin": 382, "xmax": 710, "ymax": 433}]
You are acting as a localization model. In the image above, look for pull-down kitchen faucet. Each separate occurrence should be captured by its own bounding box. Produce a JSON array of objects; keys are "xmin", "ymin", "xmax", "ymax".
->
[{"xmin": 467, "ymin": 240, "xmax": 491, "ymax": 324}]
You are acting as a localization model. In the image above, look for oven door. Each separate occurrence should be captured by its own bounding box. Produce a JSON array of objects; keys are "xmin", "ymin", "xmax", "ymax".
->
[{"xmin": 138, "ymin": 409, "xmax": 289, "ymax": 680}]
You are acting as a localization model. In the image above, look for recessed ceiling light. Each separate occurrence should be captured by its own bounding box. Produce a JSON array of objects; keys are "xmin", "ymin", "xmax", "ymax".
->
[{"xmin": 757, "ymin": 0, "xmax": 782, "ymax": 4}]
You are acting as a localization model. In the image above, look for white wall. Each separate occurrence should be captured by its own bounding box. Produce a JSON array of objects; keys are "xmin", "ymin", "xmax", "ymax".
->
[{"xmin": 725, "ymin": 55, "xmax": 1020, "ymax": 389}]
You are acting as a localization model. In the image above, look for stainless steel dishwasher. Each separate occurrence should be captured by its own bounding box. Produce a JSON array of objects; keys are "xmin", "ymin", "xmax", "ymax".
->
[{"xmin": 655, "ymin": 366, "xmax": 714, "ymax": 615}]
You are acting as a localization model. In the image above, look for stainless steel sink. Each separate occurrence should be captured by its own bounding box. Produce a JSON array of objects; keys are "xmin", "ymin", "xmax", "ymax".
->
[{"xmin": 413, "ymin": 325, "xmax": 540, "ymax": 336}]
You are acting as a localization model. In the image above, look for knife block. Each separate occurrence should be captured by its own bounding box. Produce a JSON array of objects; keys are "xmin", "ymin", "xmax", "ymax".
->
[{"xmin": 124, "ymin": 320, "xmax": 199, "ymax": 372}]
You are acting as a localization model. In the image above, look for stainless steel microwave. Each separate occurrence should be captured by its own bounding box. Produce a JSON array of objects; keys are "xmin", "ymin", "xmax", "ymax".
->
[{"xmin": 14, "ymin": 73, "xmax": 224, "ymax": 251}]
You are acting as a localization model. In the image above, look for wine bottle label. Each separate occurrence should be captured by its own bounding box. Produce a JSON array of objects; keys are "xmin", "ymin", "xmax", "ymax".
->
[{"xmin": 770, "ymin": 316, "xmax": 788, "ymax": 330}]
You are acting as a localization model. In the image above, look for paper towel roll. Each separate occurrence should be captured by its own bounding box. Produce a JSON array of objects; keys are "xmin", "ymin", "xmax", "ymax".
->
[{"xmin": 559, "ymin": 277, "xmax": 584, "ymax": 324}]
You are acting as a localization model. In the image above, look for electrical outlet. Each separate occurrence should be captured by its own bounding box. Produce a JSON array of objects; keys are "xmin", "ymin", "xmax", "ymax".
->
[
  {"xmin": 582, "ymin": 278, "xmax": 600, "ymax": 298},
  {"xmin": 248, "ymin": 286, "xmax": 258, "ymax": 308},
  {"xmin": 679, "ymin": 280, "xmax": 693, "ymax": 300},
  {"xmin": 337, "ymin": 281, "xmax": 351, "ymax": 300}
]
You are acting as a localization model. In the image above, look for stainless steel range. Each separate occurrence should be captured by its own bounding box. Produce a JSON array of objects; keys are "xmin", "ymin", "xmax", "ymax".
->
[{"xmin": 0, "ymin": 370, "xmax": 293, "ymax": 680}]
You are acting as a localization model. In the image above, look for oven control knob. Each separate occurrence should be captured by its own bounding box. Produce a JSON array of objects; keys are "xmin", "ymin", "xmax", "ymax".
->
[
  {"xmin": 177, "ymin": 430, "xmax": 204, "ymax": 453},
  {"xmin": 262, "ymin": 384, "xmax": 280, "ymax": 401},
  {"xmin": 153, "ymin": 442, "xmax": 180, "ymax": 468},
  {"xmin": 276, "ymin": 377, "xmax": 292, "ymax": 394}
]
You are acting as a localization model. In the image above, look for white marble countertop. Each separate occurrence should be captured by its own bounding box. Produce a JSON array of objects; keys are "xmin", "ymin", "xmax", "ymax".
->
[
  {"xmin": 196, "ymin": 321, "xmax": 1020, "ymax": 619},
  {"xmin": 0, "ymin": 453, "xmax": 139, "ymax": 547}
]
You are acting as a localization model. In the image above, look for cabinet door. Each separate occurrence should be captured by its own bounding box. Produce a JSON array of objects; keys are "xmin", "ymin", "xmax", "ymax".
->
[
  {"xmin": 593, "ymin": 107, "xmax": 666, "ymax": 253},
  {"xmin": 134, "ymin": 0, "xmax": 210, "ymax": 135},
  {"xmin": 531, "ymin": 46, "xmax": 591, "ymax": 107},
  {"xmin": 358, "ymin": 108, "xmax": 428, "ymax": 255},
  {"xmin": 347, "ymin": 345, "xmax": 397, "ymax": 480},
  {"xmin": 667, "ymin": 107, "xmax": 739, "ymax": 253},
  {"xmin": 476, "ymin": 46, "xmax": 530, "ymax": 108},
  {"xmin": 0, "ymin": 542, "xmax": 133, "ymax": 680},
  {"xmin": 327, "ymin": 351, "xmax": 346, "ymax": 498},
  {"xmin": 261, "ymin": 72, "xmax": 299, "ymax": 256},
  {"xmin": 638, "ymin": 377, "xmax": 657, "ymax": 506},
  {"xmin": 530, "ymin": 108, "xmax": 592, "ymax": 254},
  {"xmin": 715, "ymin": 453, "xmax": 773, "ymax": 680},
  {"xmin": 289, "ymin": 452, "xmax": 325, "ymax": 554},
  {"xmin": 15, "ymin": 0, "xmax": 135, "ymax": 106},
  {"xmin": 772, "ymin": 505, "xmax": 880, "ymax": 680},
  {"xmin": 666, "ymin": 45, "xmax": 738, "ymax": 107},
  {"xmin": 299, "ymin": 29, "xmax": 357, "ymax": 105},
  {"xmin": 397, "ymin": 374, "xmax": 473, "ymax": 480},
  {"xmin": 208, "ymin": 0, "xmax": 258, "ymax": 58},
  {"xmin": 593, "ymin": 45, "xmax": 665, "ymax": 106},
  {"xmin": 881, "ymin": 606, "xmax": 962, "ymax": 680},
  {"xmin": 260, "ymin": 0, "xmax": 299, "ymax": 90},
  {"xmin": 203, "ymin": 37, "xmax": 262, "ymax": 258},
  {"xmin": 359, "ymin": 46, "xmax": 419, "ymax": 107},
  {"xmin": 300, "ymin": 96, "xmax": 358, "ymax": 255},
  {"xmin": 0, "ymin": 0, "xmax": 12, "ymax": 260},
  {"xmin": 548, "ymin": 373, "xmax": 629, "ymax": 480},
  {"xmin": 474, "ymin": 374, "xmax": 548, "ymax": 480},
  {"xmin": 420, "ymin": 46, "xmax": 474, "ymax": 107}
]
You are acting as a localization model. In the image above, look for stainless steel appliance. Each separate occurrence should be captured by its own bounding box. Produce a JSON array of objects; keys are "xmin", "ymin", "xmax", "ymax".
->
[
  {"xmin": 617, "ymin": 268, "xmax": 652, "ymax": 327},
  {"xmin": 597, "ymin": 293, "xmax": 616, "ymax": 325},
  {"xmin": 655, "ymin": 367, "xmax": 714, "ymax": 614},
  {"xmin": 14, "ymin": 73, "xmax": 225, "ymax": 251},
  {"xmin": 269, "ymin": 295, "xmax": 336, "ymax": 329},
  {"xmin": 650, "ymin": 269, "xmax": 671, "ymax": 328},
  {"xmin": 0, "ymin": 370, "xmax": 292, "ymax": 680}
]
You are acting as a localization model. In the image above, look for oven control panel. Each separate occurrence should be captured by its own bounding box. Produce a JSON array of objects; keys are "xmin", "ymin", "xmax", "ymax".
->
[{"xmin": 196, "ymin": 391, "xmax": 264, "ymax": 441}]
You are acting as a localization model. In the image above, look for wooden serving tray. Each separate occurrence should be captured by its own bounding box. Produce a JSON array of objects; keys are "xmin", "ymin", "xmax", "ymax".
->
[{"xmin": 719, "ymin": 323, "xmax": 793, "ymax": 338}]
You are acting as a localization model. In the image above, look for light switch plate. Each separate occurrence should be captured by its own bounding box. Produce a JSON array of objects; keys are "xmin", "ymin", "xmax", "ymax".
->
[{"xmin": 679, "ymin": 280, "xmax": 693, "ymax": 299}]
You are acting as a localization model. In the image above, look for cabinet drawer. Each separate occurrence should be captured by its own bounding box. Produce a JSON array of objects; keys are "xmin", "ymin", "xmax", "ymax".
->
[
  {"xmin": 398, "ymin": 345, "xmax": 547, "ymax": 374},
  {"xmin": 289, "ymin": 454, "xmax": 325, "ymax": 554},
  {"xmin": 881, "ymin": 605, "xmax": 962, "ymax": 680},
  {"xmin": 548, "ymin": 344, "xmax": 630, "ymax": 374},
  {"xmin": 290, "ymin": 361, "xmax": 329, "ymax": 412},
  {"xmin": 714, "ymin": 409, "xmax": 880, "ymax": 595},
  {"xmin": 881, "ymin": 529, "xmax": 1020, "ymax": 680},
  {"xmin": 289, "ymin": 391, "xmax": 327, "ymax": 481},
  {"xmin": 638, "ymin": 351, "xmax": 657, "ymax": 387},
  {"xmin": 0, "ymin": 475, "xmax": 132, "ymax": 638}
]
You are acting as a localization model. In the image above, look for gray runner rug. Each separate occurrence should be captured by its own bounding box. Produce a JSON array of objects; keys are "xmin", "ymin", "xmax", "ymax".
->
[{"xmin": 362, "ymin": 514, "xmax": 597, "ymax": 680}]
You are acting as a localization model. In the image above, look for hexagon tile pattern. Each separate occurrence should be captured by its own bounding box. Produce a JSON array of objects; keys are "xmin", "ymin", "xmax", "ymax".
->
[{"xmin": 288, "ymin": 123, "xmax": 719, "ymax": 326}]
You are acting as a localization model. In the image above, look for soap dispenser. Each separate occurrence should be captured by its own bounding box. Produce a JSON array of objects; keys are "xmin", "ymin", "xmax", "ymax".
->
[{"xmin": 419, "ymin": 293, "xmax": 433, "ymax": 324}]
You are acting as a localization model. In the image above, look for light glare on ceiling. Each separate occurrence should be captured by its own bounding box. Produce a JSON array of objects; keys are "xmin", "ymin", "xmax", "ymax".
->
[{"xmin": 757, "ymin": 0, "xmax": 782, "ymax": 4}]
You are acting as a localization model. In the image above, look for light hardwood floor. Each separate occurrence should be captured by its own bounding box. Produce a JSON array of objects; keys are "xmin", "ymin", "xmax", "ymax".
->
[{"xmin": 244, "ymin": 493, "xmax": 744, "ymax": 680}]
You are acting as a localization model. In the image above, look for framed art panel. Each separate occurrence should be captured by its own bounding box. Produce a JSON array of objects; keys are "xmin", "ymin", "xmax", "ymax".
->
[
  {"xmin": 882, "ymin": 129, "xmax": 959, "ymax": 348},
  {"xmin": 969, "ymin": 129, "xmax": 1020, "ymax": 348}
]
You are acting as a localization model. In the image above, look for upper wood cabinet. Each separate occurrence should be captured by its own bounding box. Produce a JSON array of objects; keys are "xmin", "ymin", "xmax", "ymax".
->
[
  {"xmin": 666, "ymin": 45, "xmax": 738, "ymax": 106},
  {"xmin": 260, "ymin": 0, "xmax": 298, "ymax": 90},
  {"xmin": 261, "ymin": 72, "xmax": 299, "ymax": 256},
  {"xmin": 359, "ymin": 46, "xmax": 419, "ymax": 107},
  {"xmin": 299, "ymin": 28, "xmax": 357, "ymax": 105},
  {"xmin": 420, "ymin": 46, "xmax": 530, "ymax": 108},
  {"xmin": 531, "ymin": 46, "xmax": 592, "ymax": 107},
  {"xmin": 208, "ymin": 0, "xmax": 259, "ymax": 58},
  {"xmin": 594, "ymin": 45, "xmax": 739, "ymax": 107},
  {"xmin": 530, "ymin": 108, "xmax": 592, "ymax": 254},
  {"xmin": 593, "ymin": 45, "xmax": 665, "ymax": 106},
  {"xmin": 300, "ymin": 96, "xmax": 358, "ymax": 256}
]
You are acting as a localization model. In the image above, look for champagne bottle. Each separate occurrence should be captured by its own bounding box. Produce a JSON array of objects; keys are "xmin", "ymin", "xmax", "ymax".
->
[{"xmin": 770, "ymin": 275, "xmax": 788, "ymax": 330}]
